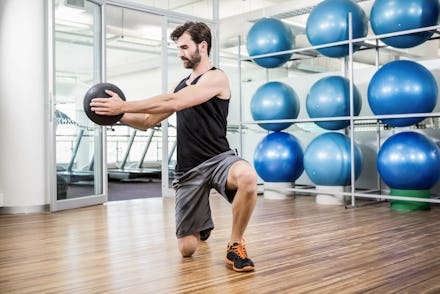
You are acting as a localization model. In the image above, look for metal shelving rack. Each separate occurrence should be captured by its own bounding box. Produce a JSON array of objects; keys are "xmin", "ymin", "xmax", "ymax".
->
[{"xmin": 238, "ymin": 19, "xmax": 440, "ymax": 208}]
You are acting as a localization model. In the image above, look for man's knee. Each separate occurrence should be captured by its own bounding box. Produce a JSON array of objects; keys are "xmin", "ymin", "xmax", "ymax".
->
[
  {"xmin": 236, "ymin": 165, "xmax": 258, "ymax": 196},
  {"xmin": 178, "ymin": 234, "xmax": 199, "ymax": 257}
]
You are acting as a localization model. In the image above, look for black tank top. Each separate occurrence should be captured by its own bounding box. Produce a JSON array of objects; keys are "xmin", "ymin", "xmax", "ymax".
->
[{"xmin": 174, "ymin": 67, "xmax": 231, "ymax": 172}]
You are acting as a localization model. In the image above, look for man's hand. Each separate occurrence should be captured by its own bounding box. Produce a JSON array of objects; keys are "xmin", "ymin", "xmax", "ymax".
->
[{"xmin": 90, "ymin": 89, "xmax": 124, "ymax": 116}]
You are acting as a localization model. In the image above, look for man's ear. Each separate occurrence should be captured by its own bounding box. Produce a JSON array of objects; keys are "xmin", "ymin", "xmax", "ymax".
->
[{"xmin": 199, "ymin": 41, "xmax": 208, "ymax": 53}]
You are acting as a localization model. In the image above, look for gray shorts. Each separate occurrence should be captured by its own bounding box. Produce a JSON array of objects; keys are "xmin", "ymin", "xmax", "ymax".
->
[{"xmin": 172, "ymin": 150, "xmax": 245, "ymax": 238}]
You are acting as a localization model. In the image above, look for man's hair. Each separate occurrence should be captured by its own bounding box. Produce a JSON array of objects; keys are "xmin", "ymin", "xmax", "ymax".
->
[{"xmin": 170, "ymin": 21, "xmax": 212, "ymax": 56}]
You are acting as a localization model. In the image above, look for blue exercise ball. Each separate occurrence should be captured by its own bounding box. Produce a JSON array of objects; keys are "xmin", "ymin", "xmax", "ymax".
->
[
  {"xmin": 377, "ymin": 132, "xmax": 440, "ymax": 189},
  {"xmin": 254, "ymin": 132, "xmax": 304, "ymax": 182},
  {"xmin": 306, "ymin": 76, "xmax": 362, "ymax": 130},
  {"xmin": 306, "ymin": 0, "xmax": 368, "ymax": 58},
  {"xmin": 251, "ymin": 81, "xmax": 300, "ymax": 132},
  {"xmin": 304, "ymin": 132, "xmax": 363, "ymax": 186},
  {"xmin": 246, "ymin": 18, "xmax": 295, "ymax": 68},
  {"xmin": 368, "ymin": 60, "xmax": 438, "ymax": 127},
  {"xmin": 370, "ymin": 0, "xmax": 439, "ymax": 48}
]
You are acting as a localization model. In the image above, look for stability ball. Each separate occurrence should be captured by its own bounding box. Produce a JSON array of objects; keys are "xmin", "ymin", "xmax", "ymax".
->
[
  {"xmin": 83, "ymin": 83, "xmax": 126, "ymax": 126},
  {"xmin": 304, "ymin": 132, "xmax": 363, "ymax": 186},
  {"xmin": 368, "ymin": 60, "xmax": 438, "ymax": 127},
  {"xmin": 246, "ymin": 18, "xmax": 295, "ymax": 68},
  {"xmin": 370, "ymin": 0, "xmax": 439, "ymax": 48},
  {"xmin": 306, "ymin": 0, "xmax": 368, "ymax": 58},
  {"xmin": 254, "ymin": 132, "xmax": 304, "ymax": 182},
  {"xmin": 377, "ymin": 132, "xmax": 440, "ymax": 189},
  {"xmin": 251, "ymin": 81, "xmax": 300, "ymax": 132},
  {"xmin": 306, "ymin": 76, "xmax": 362, "ymax": 130}
]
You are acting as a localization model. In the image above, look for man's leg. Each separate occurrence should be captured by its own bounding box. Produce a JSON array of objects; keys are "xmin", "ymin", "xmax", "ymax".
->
[
  {"xmin": 173, "ymin": 174, "xmax": 212, "ymax": 258},
  {"xmin": 177, "ymin": 234, "xmax": 200, "ymax": 257},
  {"xmin": 227, "ymin": 160, "xmax": 257, "ymax": 242},
  {"xmin": 225, "ymin": 160, "xmax": 257, "ymax": 272}
]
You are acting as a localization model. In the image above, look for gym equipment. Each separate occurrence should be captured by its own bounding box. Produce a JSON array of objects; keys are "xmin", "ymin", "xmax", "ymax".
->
[
  {"xmin": 108, "ymin": 126, "xmax": 176, "ymax": 181},
  {"xmin": 368, "ymin": 60, "xmax": 438, "ymax": 127},
  {"xmin": 304, "ymin": 132, "xmax": 363, "ymax": 186},
  {"xmin": 377, "ymin": 131, "xmax": 440, "ymax": 190},
  {"xmin": 55, "ymin": 110, "xmax": 95, "ymax": 184},
  {"xmin": 306, "ymin": 0, "xmax": 368, "ymax": 58},
  {"xmin": 56, "ymin": 174, "xmax": 68, "ymax": 200},
  {"xmin": 83, "ymin": 83, "xmax": 126, "ymax": 126},
  {"xmin": 390, "ymin": 189, "xmax": 431, "ymax": 211},
  {"xmin": 250, "ymin": 81, "xmax": 300, "ymax": 132},
  {"xmin": 370, "ymin": 0, "xmax": 439, "ymax": 48},
  {"xmin": 253, "ymin": 132, "xmax": 304, "ymax": 182},
  {"xmin": 246, "ymin": 18, "xmax": 295, "ymax": 68},
  {"xmin": 306, "ymin": 75, "xmax": 361, "ymax": 130}
]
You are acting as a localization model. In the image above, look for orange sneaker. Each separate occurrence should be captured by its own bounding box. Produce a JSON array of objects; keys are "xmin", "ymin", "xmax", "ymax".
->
[{"xmin": 225, "ymin": 241, "xmax": 255, "ymax": 272}]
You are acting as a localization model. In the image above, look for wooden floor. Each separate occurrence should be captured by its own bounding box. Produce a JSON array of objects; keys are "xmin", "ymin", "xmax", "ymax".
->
[{"xmin": 1, "ymin": 194, "xmax": 440, "ymax": 293}]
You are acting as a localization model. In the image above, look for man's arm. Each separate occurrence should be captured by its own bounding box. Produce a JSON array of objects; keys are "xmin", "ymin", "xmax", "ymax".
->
[
  {"xmin": 120, "ymin": 112, "xmax": 172, "ymax": 131},
  {"xmin": 90, "ymin": 70, "xmax": 230, "ymax": 116}
]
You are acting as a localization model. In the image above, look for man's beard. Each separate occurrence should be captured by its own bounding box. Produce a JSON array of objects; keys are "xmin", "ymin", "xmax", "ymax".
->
[{"xmin": 182, "ymin": 47, "xmax": 201, "ymax": 69}]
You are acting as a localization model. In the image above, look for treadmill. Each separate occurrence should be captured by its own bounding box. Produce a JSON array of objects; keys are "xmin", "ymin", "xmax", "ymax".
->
[
  {"xmin": 56, "ymin": 110, "xmax": 95, "ymax": 183},
  {"xmin": 108, "ymin": 127, "xmax": 175, "ymax": 181}
]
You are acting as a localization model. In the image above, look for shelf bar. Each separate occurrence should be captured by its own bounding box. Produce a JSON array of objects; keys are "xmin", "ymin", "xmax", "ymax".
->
[
  {"xmin": 241, "ymin": 24, "xmax": 440, "ymax": 61},
  {"xmin": 276, "ymin": 186, "xmax": 440, "ymax": 204},
  {"xmin": 243, "ymin": 111, "xmax": 440, "ymax": 125},
  {"xmin": 237, "ymin": 35, "xmax": 243, "ymax": 157},
  {"xmin": 348, "ymin": 12, "xmax": 356, "ymax": 207}
]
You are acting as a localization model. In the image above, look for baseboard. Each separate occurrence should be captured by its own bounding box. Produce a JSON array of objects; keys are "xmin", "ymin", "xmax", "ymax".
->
[{"xmin": 0, "ymin": 204, "xmax": 50, "ymax": 214}]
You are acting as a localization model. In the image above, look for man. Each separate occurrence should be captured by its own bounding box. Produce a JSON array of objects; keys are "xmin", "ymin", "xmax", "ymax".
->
[{"xmin": 90, "ymin": 21, "xmax": 257, "ymax": 272}]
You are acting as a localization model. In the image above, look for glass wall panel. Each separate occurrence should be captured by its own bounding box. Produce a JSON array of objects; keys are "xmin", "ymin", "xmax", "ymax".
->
[
  {"xmin": 105, "ymin": 5, "xmax": 164, "ymax": 185},
  {"xmin": 54, "ymin": 0, "xmax": 104, "ymax": 201}
]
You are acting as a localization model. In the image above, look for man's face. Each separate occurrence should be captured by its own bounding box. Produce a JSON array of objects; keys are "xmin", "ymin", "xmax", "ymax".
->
[{"xmin": 176, "ymin": 32, "xmax": 201, "ymax": 69}]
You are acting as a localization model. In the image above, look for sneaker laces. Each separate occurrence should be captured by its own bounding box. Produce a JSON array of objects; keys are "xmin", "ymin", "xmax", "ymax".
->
[{"xmin": 231, "ymin": 242, "xmax": 248, "ymax": 259}]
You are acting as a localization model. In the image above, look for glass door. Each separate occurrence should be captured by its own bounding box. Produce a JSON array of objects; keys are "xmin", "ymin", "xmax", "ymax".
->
[
  {"xmin": 105, "ymin": 5, "xmax": 164, "ymax": 194},
  {"xmin": 51, "ymin": 0, "xmax": 106, "ymax": 211}
]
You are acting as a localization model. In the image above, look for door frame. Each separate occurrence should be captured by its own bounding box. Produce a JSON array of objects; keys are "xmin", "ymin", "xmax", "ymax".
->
[{"xmin": 48, "ymin": 0, "xmax": 107, "ymax": 212}]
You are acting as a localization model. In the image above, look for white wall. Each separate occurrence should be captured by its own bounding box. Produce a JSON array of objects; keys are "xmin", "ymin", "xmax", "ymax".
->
[{"xmin": 0, "ymin": 0, "xmax": 48, "ymax": 208}]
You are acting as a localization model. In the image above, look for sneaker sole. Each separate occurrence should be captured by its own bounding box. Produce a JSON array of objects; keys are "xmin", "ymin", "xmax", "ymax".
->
[{"xmin": 225, "ymin": 257, "xmax": 255, "ymax": 272}]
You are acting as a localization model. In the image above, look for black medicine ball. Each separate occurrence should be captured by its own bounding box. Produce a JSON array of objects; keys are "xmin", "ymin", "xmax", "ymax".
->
[{"xmin": 83, "ymin": 83, "xmax": 126, "ymax": 126}]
